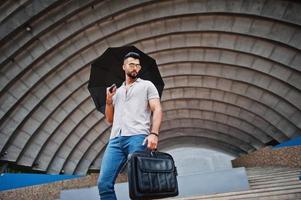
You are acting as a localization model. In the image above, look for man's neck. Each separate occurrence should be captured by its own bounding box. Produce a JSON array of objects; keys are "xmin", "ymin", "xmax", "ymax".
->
[{"xmin": 125, "ymin": 77, "xmax": 137, "ymax": 86}]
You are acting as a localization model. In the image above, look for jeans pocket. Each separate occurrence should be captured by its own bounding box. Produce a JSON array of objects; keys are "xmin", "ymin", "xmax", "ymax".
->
[{"xmin": 129, "ymin": 134, "xmax": 147, "ymax": 153}]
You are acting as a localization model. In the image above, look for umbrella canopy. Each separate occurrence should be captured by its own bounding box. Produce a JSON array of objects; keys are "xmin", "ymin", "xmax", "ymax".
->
[{"xmin": 88, "ymin": 46, "xmax": 165, "ymax": 114}]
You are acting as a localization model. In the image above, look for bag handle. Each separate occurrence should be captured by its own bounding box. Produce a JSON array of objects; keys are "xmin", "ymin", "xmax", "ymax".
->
[{"xmin": 148, "ymin": 148, "xmax": 158, "ymax": 157}]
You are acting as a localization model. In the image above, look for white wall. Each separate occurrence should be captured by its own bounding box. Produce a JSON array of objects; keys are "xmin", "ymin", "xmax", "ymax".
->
[{"xmin": 165, "ymin": 147, "xmax": 235, "ymax": 176}]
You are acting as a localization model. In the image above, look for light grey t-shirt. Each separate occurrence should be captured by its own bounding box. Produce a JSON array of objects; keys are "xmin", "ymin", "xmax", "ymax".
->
[{"xmin": 110, "ymin": 78, "xmax": 160, "ymax": 139}]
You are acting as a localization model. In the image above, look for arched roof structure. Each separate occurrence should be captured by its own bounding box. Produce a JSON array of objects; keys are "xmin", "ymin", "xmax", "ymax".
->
[{"xmin": 0, "ymin": 0, "xmax": 300, "ymax": 175}]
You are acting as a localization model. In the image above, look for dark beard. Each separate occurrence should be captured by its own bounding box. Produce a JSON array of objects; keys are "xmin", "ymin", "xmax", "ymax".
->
[{"xmin": 127, "ymin": 71, "xmax": 138, "ymax": 79}]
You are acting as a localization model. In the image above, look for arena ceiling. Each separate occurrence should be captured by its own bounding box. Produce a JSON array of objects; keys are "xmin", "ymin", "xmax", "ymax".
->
[{"xmin": 0, "ymin": 0, "xmax": 300, "ymax": 175}]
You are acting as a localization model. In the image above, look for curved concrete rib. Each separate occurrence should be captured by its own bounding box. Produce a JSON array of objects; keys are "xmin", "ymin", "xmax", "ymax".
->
[
  {"xmin": 3, "ymin": 13, "xmax": 294, "ymax": 117},
  {"xmin": 4, "ymin": 76, "xmax": 298, "ymax": 172},
  {"xmin": 8, "ymin": 82, "xmax": 290, "ymax": 169},
  {"xmin": 163, "ymin": 109, "xmax": 272, "ymax": 143},
  {"xmin": 159, "ymin": 136, "xmax": 243, "ymax": 157},
  {"xmin": 1, "ymin": 0, "xmax": 300, "ymax": 175},
  {"xmin": 160, "ymin": 127, "xmax": 253, "ymax": 152},
  {"xmin": 1, "ymin": 14, "xmax": 298, "ymax": 155},
  {"xmin": 2, "ymin": 45, "xmax": 298, "ymax": 159},
  {"xmin": 1, "ymin": 30, "xmax": 298, "ymax": 150},
  {"xmin": 1, "ymin": 12, "xmax": 298, "ymax": 130},
  {"xmin": 1, "ymin": 0, "xmax": 299, "ymax": 68}
]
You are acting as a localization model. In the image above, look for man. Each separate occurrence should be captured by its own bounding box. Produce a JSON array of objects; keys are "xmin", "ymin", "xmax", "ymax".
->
[{"xmin": 97, "ymin": 52, "xmax": 163, "ymax": 200}]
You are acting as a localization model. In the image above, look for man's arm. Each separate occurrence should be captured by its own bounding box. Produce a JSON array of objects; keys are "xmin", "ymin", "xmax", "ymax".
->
[
  {"xmin": 147, "ymin": 98, "xmax": 163, "ymax": 149},
  {"xmin": 105, "ymin": 102, "xmax": 114, "ymax": 124},
  {"xmin": 105, "ymin": 86, "xmax": 116, "ymax": 124},
  {"xmin": 149, "ymin": 98, "xmax": 163, "ymax": 134}
]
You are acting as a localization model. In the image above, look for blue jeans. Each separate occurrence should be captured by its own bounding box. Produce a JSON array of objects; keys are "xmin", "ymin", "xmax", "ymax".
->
[{"xmin": 97, "ymin": 134, "xmax": 147, "ymax": 200}]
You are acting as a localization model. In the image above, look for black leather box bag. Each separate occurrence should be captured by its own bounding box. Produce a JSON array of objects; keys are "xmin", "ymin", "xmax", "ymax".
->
[{"xmin": 127, "ymin": 151, "xmax": 179, "ymax": 199}]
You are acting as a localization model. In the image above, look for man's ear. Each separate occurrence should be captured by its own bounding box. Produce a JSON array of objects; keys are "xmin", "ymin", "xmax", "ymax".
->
[{"xmin": 122, "ymin": 64, "xmax": 125, "ymax": 71}]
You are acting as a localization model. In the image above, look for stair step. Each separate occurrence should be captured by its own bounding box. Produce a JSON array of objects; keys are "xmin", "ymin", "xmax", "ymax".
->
[
  {"xmin": 250, "ymin": 178, "xmax": 300, "ymax": 186},
  {"xmin": 250, "ymin": 181, "xmax": 301, "ymax": 190},
  {"xmin": 247, "ymin": 170, "xmax": 301, "ymax": 178},
  {"xmin": 247, "ymin": 167, "xmax": 300, "ymax": 170},
  {"xmin": 248, "ymin": 174, "xmax": 299, "ymax": 182},
  {"xmin": 172, "ymin": 185, "xmax": 301, "ymax": 200},
  {"xmin": 248, "ymin": 168, "xmax": 292, "ymax": 173},
  {"xmin": 246, "ymin": 169, "xmax": 292, "ymax": 173},
  {"xmin": 169, "ymin": 168, "xmax": 301, "ymax": 199},
  {"xmin": 246, "ymin": 169, "xmax": 300, "ymax": 174},
  {"xmin": 248, "ymin": 170, "xmax": 300, "ymax": 176},
  {"xmin": 233, "ymin": 193, "xmax": 301, "ymax": 200}
]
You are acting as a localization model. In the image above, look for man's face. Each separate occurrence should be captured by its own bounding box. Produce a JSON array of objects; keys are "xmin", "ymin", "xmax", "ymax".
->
[{"xmin": 123, "ymin": 57, "xmax": 141, "ymax": 79}]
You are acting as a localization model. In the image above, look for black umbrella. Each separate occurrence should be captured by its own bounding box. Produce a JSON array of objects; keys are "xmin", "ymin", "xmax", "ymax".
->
[{"xmin": 88, "ymin": 46, "xmax": 165, "ymax": 114}]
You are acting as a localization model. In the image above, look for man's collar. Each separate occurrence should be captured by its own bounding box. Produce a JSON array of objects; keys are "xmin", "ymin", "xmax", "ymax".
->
[{"xmin": 122, "ymin": 78, "xmax": 141, "ymax": 86}]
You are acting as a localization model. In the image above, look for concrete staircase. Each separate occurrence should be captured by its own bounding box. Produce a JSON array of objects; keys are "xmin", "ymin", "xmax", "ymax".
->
[{"xmin": 172, "ymin": 167, "xmax": 301, "ymax": 200}]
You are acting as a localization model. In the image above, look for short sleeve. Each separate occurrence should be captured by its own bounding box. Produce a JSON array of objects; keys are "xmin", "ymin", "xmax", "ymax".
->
[{"xmin": 147, "ymin": 81, "xmax": 159, "ymax": 100}]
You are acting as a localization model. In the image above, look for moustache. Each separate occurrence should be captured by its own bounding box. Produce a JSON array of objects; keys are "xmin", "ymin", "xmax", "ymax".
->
[{"xmin": 128, "ymin": 71, "xmax": 138, "ymax": 79}]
